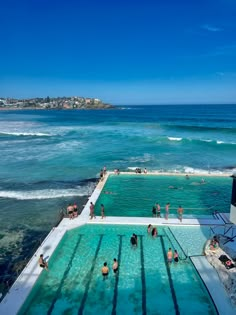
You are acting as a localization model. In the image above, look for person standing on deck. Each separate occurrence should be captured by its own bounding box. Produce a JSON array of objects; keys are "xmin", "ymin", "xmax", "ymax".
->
[
  {"xmin": 103, "ymin": 166, "xmax": 107, "ymax": 176},
  {"xmin": 165, "ymin": 202, "xmax": 170, "ymax": 220},
  {"xmin": 73, "ymin": 202, "xmax": 78, "ymax": 218},
  {"xmin": 67, "ymin": 204, "xmax": 74, "ymax": 219},
  {"xmin": 178, "ymin": 205, "xmax": 183, "ymax": 222},
  {"xmin": 156, "ymin": 203, "xmax": 161, "ymax": 217},
  {"xmin": 101, "ymin": 204, "xmax": 105, "ymax": 219},
  {"xmin": 100, "ymin": 169, "xmax": 104, "ymax": 181},
  {"xmin": 152, "ymin": 205, "xmax": 157, "ymax": 217},
  {"xmin": 90, "ymin": 202, "xmax": 96, "ymax": 219}
]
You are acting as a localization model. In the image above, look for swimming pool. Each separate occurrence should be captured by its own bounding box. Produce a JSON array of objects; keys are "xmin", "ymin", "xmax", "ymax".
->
[
  {"xmin": 94, "ymin": 174, "xmax": 231, "ymax": 218},
  {"xmin": 19, "ymin": 224, "xmax": 217, "ymax": 315}
]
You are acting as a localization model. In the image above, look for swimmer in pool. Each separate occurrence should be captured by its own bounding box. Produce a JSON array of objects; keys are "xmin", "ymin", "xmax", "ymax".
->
[
  {"xmin": 101, "ymin": 262, "xmax": 109, "ymax": 280},
  {"xmin": 112, "ymin": 258, "xmax": 119, "ymax": 274},
  {"xmin": 167, "ymin": 248, "xmax": 173, "ymax": 263}
]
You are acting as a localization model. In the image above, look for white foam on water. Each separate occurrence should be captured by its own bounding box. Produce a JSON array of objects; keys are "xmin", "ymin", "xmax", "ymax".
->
[
  {"xmin": 0, "ymin": 131, "xmax": 52, "ymax": 137},
  {"xmin": 183, "ymin": 166, "xmax": 230, "ymax": 175},
  {"xmin": 167, "ymin": 137, "xmax": 182, "ymax": 141},
  {"xmin": 127, "ymin": 153, "xmax": 154, "ymax": 163},
  {"xmin": 201, "ymin": 139, "xmax": 213, "ymax": 143},
  {"xmin": 0, "ymin": 185, "xmax": 93, "ymax": 200},
  {"xmin": 55, "ymin": 140, "xmax": 85, "ymax": 150},
  {"xmin": 0, "ymin": 230, "xmax": 24, "ymax": 249}
]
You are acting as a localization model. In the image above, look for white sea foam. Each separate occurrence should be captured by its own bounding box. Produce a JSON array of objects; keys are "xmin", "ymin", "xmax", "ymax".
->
[
  {"xmin": 183, "ymin": 166, "xmax": 231, "ymax": 175},
  {"xmin": 127, "ymin": 166, "xmax": 230, "ymax": 175},
  {"xmin": 0, "ymin": 131, "xmax": 52, "ymax": 137},
  {"xmin": 201, "ymin": 139, "xmax": 213, "ymax": 143},
  {"xmin": 167, "ymin": 137, "xmax": 182, "ymax": 141},
  {"xmin": 0, "ymin": 185, "xmax": 93, "ymax": 200},
  {"xmin": 128, "ymin": 153, "xmax": 154, "ymax": 163},
  {"xmin": 183, "ymin": 167, "xmax": 210, "ymax": 174},
  {"xmin": 55, "ymin": 140, "xmax": 85, "ymax": 150},
  {"xmin": 216, "ymin": 140, "xmax": 236, "ymax": 145}
]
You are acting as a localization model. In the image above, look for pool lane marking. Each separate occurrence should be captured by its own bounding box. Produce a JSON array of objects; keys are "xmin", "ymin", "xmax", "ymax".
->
[
  {"xmin": 112, "ymin": 235, "xmax": 124, "ymax": 315},
  {"xmin": 160, "ymin": 236, "xmax": 180, "ymax": 315},
  {"xmin": 78, "ymin": 234, "xmax": 103, "ymax": 315},
  {"xmin": 47, "ymin": 234, "xmax": 83, "ymax": 315},
  {"xmin": 139, "ymin": 235, "xmax": 147, "ymax": 315}
]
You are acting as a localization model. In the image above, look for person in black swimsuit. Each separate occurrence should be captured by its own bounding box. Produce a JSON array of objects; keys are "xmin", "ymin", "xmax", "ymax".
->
[{"xmin": 130, "ymin": 233, "xmax": 138, "ymax": 247}]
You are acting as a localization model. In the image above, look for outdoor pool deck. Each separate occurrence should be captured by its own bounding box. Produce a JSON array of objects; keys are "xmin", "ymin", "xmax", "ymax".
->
[{"xmin": 0, "ymin": 172, "xmax": 235, "ymax": 315}]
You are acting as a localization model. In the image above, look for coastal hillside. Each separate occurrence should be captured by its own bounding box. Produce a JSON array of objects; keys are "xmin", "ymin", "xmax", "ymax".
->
[{"xmin": 0, "ymin": 96, "xmax": 115, "ymax": 110}]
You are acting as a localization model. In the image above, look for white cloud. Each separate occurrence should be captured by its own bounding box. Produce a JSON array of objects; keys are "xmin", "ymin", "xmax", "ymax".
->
[{"xmin": 201, "ymin": 24, "xmax": 222, "ymax": 32}]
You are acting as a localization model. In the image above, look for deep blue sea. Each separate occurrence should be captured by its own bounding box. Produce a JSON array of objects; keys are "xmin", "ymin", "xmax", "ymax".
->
[{"xmin": 0, "ymin": 104, "xmax": 236, "ymax": 291}]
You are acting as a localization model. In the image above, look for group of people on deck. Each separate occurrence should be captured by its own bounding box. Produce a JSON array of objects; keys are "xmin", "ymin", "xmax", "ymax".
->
[
  {"xmin": 67, "ymin": 203, "xmax": 78, "ymax": 219},
  {"xmin": 99, "ymin": 166, "xmax": 107, "ymax": 181},
  {"xmin": 89, "ymin": 202, "xmax": 105, "ymax": 219},
  {"xmin": 209, "ymin": 235, "xmax": 219, "ymax": 250},
  {"xmin": 152, "ymin": 203, "xmax": 183, "ymax": 222}
]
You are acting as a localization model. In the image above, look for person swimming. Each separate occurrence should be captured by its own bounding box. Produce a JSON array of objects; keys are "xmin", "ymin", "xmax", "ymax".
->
[{"xmin": 130, "ymin": 233, "xmax": 138, "ymax": 247}]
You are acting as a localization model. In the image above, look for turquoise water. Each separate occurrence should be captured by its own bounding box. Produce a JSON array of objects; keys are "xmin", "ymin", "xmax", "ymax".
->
[
  {"xmin": 19, "ymin": 224, "xmax": 216, "ymax": 315},
  {"xmin": 0, "ymin": 105, "xmax": 235, "ymax": 295},
  {"xmin": 94, "ymin": 174, "xmax": 231, "ymax": 217}
]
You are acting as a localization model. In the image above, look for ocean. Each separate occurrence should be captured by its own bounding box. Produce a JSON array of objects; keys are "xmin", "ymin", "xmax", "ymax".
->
[{"xmin": 0, "ymin": 104, "xmax": 236, "ymax": 293}]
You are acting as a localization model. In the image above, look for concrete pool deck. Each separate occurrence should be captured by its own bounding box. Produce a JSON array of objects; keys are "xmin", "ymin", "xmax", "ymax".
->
[{"xmin": 0, "ymin": 172, "xmax": 235, "ymax": 314}]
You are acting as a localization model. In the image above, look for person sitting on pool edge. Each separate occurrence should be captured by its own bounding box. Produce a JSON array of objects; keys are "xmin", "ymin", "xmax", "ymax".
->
[
  {"xmin": 209, "ymin": 237, "xmax": 219, "ymax": 250},
  {"xmin": 38, "ymin": 254, "xmax": 49, "ymax": 271},
  {"xmin": 101, "ymin": 262, "xmax": 109, "ymax": 280},
  {"xmin": 152, "ymin": 206, "xmax": 157, "ymax": 217}
]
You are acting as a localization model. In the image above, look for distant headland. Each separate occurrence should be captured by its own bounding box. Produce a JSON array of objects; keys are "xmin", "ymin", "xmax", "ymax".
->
[{"xmin": 0, "ymin": 96, "xmax": 115, "ymax": 110}]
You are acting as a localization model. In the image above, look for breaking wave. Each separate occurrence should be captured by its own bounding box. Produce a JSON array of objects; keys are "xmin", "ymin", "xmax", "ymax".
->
[
  {"xmin": 166, "ymin": 136, "xmax": 236, "ymax": 146},
  {"xmin": 0, "ymin": 131, "xmax": 52, "ymax": 137},
  {"xmin": 0, "ymin": 185, "xmax": 95, "ymax": 200}
]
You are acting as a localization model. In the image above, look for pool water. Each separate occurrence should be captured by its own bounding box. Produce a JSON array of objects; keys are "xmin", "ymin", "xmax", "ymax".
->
[
  {"xmin": 19, "ymin": 224, "xmax": 217, "ymax": 315},
  {"xmin": 95, "ymin": 174, "xmax": 231, "ymax": 217}
]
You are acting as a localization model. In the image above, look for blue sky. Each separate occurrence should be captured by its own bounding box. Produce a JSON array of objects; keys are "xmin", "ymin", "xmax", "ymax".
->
[{"xmin": 1, "ymin": 0, "xmax": 236, "ymax": 105}]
